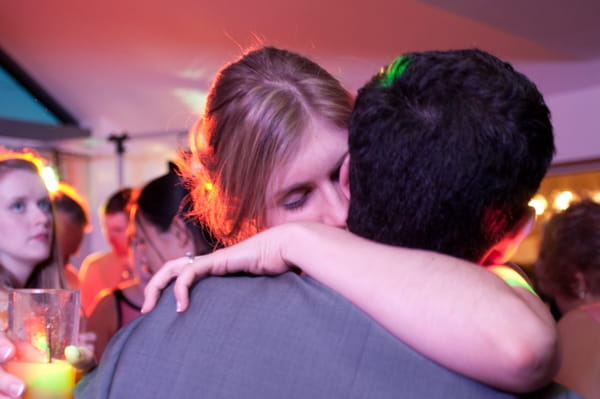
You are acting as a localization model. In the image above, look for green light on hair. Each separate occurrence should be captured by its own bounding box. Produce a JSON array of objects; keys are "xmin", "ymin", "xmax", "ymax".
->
[{"xmin": 379, "ymin": 55, "xmax": 410, "ymax": 87}]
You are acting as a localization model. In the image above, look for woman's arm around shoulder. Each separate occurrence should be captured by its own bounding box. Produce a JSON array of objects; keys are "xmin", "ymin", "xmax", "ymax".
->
[{"xmin": 143, "ymin": 222, "xmax": 559, "ymax": 392}]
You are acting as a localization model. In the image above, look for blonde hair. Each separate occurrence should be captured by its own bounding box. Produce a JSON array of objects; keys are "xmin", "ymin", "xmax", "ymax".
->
[
  {"xmin": 0, "ymin": 149, "xmax": 67, "ymax": 289},
  {"xmin": 179, "ymin": 47, "xmax": 353, "ymax": 246}
]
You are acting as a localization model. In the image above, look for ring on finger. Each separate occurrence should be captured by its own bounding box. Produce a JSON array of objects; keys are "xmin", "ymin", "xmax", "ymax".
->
[{"xmin": 185, "ymin": 252, "xmax": 195, "ymax": 264}]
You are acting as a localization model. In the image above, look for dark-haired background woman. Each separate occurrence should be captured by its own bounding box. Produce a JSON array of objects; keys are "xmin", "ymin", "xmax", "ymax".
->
[{"xmin": 86, "ymin": 165, "xmax": 212, "ymax": 360}]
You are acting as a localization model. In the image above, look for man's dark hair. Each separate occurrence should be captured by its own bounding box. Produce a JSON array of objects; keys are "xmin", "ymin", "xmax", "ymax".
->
[
  {"xmin": 347, "ymin": 49, "xmax": 555, "ymax": 262},
  {"xmin": 104, "ymin": 187, "xmax": 133, "ymax": 215}
]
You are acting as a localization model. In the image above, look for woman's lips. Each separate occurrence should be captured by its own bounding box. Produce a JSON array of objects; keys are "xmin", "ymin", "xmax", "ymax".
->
[{"xmin": 32, "ymin": 232, "xmax": 50, "ymax": 242}]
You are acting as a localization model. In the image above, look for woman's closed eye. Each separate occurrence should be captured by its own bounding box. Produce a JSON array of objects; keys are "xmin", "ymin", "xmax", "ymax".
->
[{"xmin": 281, "ymin": 188, "xmax": 311, "ymax": 211}]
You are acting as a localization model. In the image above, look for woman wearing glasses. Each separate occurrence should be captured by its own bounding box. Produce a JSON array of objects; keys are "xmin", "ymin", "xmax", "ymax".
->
[{"xmin": 86, "ymin": 163, "xmax": 212, "ymax": 360}]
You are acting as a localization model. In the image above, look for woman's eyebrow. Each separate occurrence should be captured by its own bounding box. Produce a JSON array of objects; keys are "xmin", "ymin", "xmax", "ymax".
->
[{"xmin": 5, "ymin": 195, "xmax": 26, "ymax": 202}]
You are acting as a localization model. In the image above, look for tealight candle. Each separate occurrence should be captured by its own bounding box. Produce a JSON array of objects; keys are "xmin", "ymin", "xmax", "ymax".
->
[{"xmin": 4, "ymin": 360, "xmax": 76, "ymax": 399}]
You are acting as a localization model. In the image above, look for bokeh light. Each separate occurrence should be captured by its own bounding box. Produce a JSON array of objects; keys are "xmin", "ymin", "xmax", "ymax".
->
[{"xmin": 529, "ymin": 194, "xmax": 548, "ymax": 216}]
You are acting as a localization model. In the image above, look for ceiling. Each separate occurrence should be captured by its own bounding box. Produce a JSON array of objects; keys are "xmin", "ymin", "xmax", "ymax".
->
[{"xmin": 1, "ymin": 0, "xmax": 599, "ymax": 156}]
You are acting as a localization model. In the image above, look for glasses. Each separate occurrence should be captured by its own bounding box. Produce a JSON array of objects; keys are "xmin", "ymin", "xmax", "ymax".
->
[{"xmin": 129, "ymin": 213, "xmax": 166, "ymax": 273}]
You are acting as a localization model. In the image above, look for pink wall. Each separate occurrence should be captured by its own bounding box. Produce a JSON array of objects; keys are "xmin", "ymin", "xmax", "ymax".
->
[
  {"xmin": 516, "ymin": 58, "xmax": 600, "ymax": 163},
  {"xmin": 548, "ymin": 85, "xmax": 600, "ymax": 163}
]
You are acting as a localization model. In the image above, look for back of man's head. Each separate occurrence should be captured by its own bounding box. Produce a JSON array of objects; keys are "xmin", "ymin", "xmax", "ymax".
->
[
  {"xmin": 347, "ymin": 49, "xmax": 554, "ymax": 262},
  {"xmin": 103, "ymin": 187, "xmax": 133, "ymax": 215}
]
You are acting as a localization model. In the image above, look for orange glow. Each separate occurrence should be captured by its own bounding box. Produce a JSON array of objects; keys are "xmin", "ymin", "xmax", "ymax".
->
[
  {"xmin": 23, "ymin": 317, "xmax": 50, "ymax": 362},
  {"xmin": 32, "ymin": 330, "xmax": 49, "ymax": 357},
  {"xmin": 0, "ymin": 148, "xmax": 58, "ymax": 192},
  {"xmin": 0, "ymin": 148, "xmax": 46, "ymax": 173}
]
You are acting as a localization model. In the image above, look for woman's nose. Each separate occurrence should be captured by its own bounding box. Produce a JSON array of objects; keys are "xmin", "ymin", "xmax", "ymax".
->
[
  {"xmin": 33, "ymin": 206, "xmax": 52, "ymax": 227},
  {"xmin": 321, "ymin": 186, "xmax": 348, "ymax": 228}
]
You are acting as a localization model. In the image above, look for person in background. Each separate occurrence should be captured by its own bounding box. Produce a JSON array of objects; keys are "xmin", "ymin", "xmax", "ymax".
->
[
  {"xmin": 535, "ymin": 199, "xmax": 600, "ymax": 399},
  {"xmin": 85, "ymin": 164, "xmax": 212, "ymax": 360},
  {"xmin": 52, "ymin": 182, "xmax": 91, "ymax": 289},
  {"xmin": 78, "ymin": 187, "xmax": 134, "ymax": 316},
  {"xmin": 79, "ymin": 47, "xmax": 560, "ymax": 397},
  {"xmin": 0, "ymin": 149, "xmax": 94, "ymax": 398}
]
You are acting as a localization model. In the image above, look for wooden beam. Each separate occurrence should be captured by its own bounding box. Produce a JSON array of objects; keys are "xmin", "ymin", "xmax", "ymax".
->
[{"xmin": 0, "ymin": 118, "xmax": 90, "ymax": 140}]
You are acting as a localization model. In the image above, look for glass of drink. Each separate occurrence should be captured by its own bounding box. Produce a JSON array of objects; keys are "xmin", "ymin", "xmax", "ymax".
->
[{"xmin": 5, "ymin": 289, "xmax": 80, "ymax": 399}]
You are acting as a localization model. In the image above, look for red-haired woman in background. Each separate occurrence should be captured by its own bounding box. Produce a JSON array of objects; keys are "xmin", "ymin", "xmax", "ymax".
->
[{"xmin": 0, "ymin": 149, "xmax": 93, "ymax": 398}]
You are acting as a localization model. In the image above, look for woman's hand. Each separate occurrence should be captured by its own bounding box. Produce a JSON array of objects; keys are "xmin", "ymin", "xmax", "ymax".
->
[
  {"xmin": 142, "ymin": 224, "xmax": 298, "ymax": 313},
  {"xmin": 0, "ymin": 332, "xmax": 25, "ymax": 399}
]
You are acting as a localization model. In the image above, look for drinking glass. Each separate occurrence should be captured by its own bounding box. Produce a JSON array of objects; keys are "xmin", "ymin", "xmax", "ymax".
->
[{"xmin": 5, "ymin": 289, "xmax": 80, "ymax": 399}]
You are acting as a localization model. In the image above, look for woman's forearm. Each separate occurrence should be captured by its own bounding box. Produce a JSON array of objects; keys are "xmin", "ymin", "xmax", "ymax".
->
[{"xmin": 283, "ymin": 222, "xmax": 559, "ymax": 392}]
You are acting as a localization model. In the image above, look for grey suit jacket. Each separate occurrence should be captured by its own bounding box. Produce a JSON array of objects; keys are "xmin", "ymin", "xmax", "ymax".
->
[{"xmin": 75, "ymin": 273, "xmax": 580, "ymax": 399}]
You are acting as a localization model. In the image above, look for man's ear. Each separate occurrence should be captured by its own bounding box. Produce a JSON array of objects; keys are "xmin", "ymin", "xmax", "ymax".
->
[
  {"xmin": 480, "ymin": 207, "xmax": 536, "ymax": 265},
  {"xmin": 340, "ymin": 153, "xmax": 351, "ymax": 200}
]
